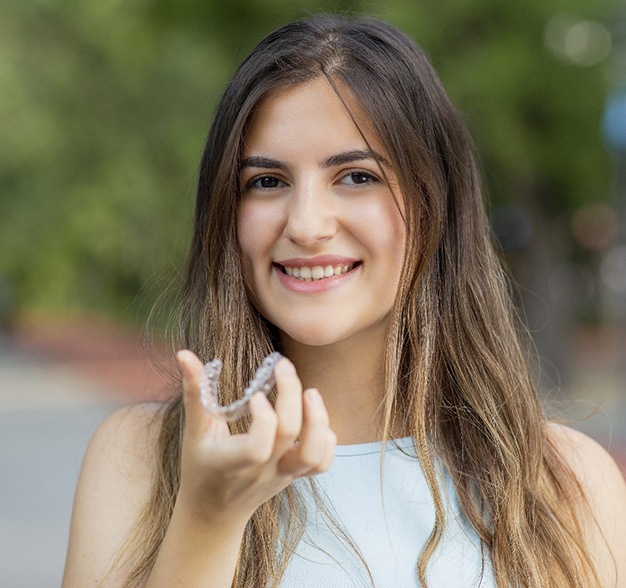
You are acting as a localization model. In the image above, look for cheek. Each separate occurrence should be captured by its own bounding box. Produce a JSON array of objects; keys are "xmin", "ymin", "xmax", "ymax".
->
[
  {"xmin": 371, "ymin": 200, "xmax": 406, "ymax": 258},
  {"xmin": 377, "ymin": 205, "xmax": 406, "ymax": 290},
  {"xmin": 236, "ymin": 202, "xmax": 256, "ymax": 262},
  {"xmin": 386, "ymin": 193, "xmax": 407, "ymax": 252},
  {"xmin": 237, "ymin": 201, "xmax": 268, "ymax": 259},
  {"xmin": 236, "ymin": 203, "xmax": 263, "ymax": 309},
  {"xmin": 237, "ymin": 200, "xmax": 285, "ymax": 268}
]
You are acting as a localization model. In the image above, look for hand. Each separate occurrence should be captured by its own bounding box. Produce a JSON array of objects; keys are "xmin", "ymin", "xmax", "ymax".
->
[{"xmin": 175, "ymin": 350, "xmax": 336, "ymax": 529}]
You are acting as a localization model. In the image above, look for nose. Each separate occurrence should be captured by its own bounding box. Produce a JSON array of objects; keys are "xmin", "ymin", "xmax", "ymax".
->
[{"xmin": 282, "ymin": 182, "xmax": 337, "ymax": 246}]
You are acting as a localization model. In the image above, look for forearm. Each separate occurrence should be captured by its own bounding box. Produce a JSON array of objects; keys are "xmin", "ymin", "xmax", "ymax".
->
[{"xmin": 144, "ymin": 501, "xmax": 247, "ymax": 588}]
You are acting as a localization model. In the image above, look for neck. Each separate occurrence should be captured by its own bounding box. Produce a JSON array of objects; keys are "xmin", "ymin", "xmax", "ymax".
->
[{"xmin": 280, "ymin": 324, "xmax": 398, "ymax": 445}]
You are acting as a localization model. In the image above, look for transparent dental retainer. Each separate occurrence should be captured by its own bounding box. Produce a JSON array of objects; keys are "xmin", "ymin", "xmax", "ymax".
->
[{"xmin": 198, "ymin": 352, "xmax": 284, "ymax": 422}]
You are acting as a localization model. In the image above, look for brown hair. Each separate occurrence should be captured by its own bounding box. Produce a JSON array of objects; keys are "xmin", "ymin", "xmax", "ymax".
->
[{"xmin": 113, "ymin": 14, "xmax": 600, "ymax": 587}]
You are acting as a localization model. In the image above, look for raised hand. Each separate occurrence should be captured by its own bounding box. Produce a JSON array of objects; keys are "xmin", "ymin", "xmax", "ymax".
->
[{"xmin": 175, "ymin": 350, "xmax": 336, "ymax": 529}]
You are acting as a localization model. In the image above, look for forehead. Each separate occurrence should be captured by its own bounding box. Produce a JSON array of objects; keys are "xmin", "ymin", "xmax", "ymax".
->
[{"xmin": 242, "ymin": 77, "xmax": 385, "ymax": 157}]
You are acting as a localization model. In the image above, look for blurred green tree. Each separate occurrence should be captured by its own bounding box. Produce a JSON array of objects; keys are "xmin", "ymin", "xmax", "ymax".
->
[{"xmin": 0, "ymin": 0, "xmax": 617, "ymax": 350}]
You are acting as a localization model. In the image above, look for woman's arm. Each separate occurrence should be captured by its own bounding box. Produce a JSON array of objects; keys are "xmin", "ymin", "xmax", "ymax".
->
[
  {"xmin": 548, "ymin": 424, "xmax": 626, "ymax": 587},
  {"xmin": 62, "ymin": 403, "xmax": 161, "ymax": 586},
  {"xmin": 62, "ymin": 354, "xmax": 336, "ymax": 587}
]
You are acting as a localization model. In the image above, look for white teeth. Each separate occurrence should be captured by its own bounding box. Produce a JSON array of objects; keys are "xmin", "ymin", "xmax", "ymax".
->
[
  {"xmin": 282, "ymin": 263, "xmax": 355, "ymax": 281},
  {"xmin": 311, "ymin": 266, "xmax": 324, "ymax": 280}
]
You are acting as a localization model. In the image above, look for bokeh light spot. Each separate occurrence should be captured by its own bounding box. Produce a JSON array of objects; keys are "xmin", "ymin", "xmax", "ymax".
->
[
  {"xmin": 544, "ymin": 15, "xmax": 611, "ymax": 67},
  {"xmin": 571, "ymin": 203, "xmax": 619, "ymax": 250}
]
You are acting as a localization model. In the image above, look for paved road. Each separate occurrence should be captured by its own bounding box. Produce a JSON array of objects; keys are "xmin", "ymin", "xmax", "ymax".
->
[{"xmin": 0, "ymin": 335, "xmax": 121, "ymax": 588}]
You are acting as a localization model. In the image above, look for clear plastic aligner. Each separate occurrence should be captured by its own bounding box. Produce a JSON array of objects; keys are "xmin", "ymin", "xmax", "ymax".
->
[{"xmin": 198, "ymin": 352, "xmax": 284, "ymax": 422}]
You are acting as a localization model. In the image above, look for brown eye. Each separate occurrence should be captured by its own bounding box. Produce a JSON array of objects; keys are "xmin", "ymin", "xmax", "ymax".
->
[
  {"xmin": 340, "ymin": 171, "xmax": 378, "ymax": 186},
  {"xmin": 247, "ymin": 176, "xmax": 286, "ymax": 190}
]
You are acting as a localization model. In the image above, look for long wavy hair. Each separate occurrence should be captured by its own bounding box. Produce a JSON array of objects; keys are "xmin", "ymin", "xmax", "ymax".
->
[{"xmin": 112, "ymin": 15, "xmax": 601, "ymax": 587}]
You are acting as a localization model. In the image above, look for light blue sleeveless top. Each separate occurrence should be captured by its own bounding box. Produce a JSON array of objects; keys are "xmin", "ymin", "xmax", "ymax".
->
[{"xmin": 278, "ymin": 438, "xmax": 496, "ymax": 587}]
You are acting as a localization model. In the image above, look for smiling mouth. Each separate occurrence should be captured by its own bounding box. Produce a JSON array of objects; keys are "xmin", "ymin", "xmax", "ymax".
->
[{"xmin": 276, "ymin": 262, "xmax": 360, "ymax": 282}]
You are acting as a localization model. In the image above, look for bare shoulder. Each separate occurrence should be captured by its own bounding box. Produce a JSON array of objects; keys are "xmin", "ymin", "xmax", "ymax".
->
[
  {"xmin": 546, "ymin": 423, "xmax": 626, "ymax": 494},
  {"xmin": 78, "ymin": 402, "xmax": 164, "ymax": 494},
  {"xmin": 546, "ymin": 423, "xmax": 626, "ymax": 586},
  {"xmin": 62, "ymin": 402, "xmax": 167, "ymax": 587}
]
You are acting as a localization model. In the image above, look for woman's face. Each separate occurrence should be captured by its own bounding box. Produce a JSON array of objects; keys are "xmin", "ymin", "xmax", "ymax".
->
[{"xmin": 237, "ymin": 78, "xmax": 406, "ymax": 348}]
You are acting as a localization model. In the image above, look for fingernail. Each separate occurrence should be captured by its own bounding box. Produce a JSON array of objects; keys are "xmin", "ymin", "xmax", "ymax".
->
[
  {"xmin": 306, "ymin": 388, "xmax": 322, "ymax": 406},
  {"xmin": 275, "ymin": 359, "xmax": 295, "ymax": 375},
  {"xmin": 176, "ymin": 351, "xmax": 191, "ymax": 373}
]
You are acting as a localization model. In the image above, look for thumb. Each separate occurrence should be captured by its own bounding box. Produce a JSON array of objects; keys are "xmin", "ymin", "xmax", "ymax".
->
[{"xmin": 176, "ymin": 349, "xmax": 218, "ymax": 436}]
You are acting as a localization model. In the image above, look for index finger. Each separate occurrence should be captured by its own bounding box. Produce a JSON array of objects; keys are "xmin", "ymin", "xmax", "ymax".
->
[{"xmin": 272, "ymin": 359, "xmax": 304, "ymax": 450}]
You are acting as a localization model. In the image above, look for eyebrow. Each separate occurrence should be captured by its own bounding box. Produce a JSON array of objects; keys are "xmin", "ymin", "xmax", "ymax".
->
[{"xmin": 240, "ymin": 149, "xmax": 390, "ymax": 171}]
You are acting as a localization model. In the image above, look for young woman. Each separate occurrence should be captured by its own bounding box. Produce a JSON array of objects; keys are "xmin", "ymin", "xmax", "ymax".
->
[{"xmin": 62, "ymin": 15, "xmax": 626, "ymax": 588}]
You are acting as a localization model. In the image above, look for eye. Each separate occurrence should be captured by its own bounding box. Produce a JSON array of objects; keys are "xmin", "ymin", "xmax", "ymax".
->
[
  {"xmin": 246, "ymin": 175, "xmax": 287, "ymax": 191},
  {"xmin": 339, "ymin": 171, "xmax": 379, "ymax": 186}
]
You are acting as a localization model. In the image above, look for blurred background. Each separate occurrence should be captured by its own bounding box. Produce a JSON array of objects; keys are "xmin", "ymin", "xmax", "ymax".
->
[{"xmin": 1, "ymin": 0, "xmax": 626, "ymax": 586}]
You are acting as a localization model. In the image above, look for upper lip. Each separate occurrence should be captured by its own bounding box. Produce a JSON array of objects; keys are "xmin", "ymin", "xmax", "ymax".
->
[{"xmin": 274, "ymin": 255, "xmax": 360, "ymax": 267}]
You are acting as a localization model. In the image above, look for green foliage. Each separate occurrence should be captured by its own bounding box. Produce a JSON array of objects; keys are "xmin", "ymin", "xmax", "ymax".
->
[
  {"xmin": 373, "ymin": 0, "xmax": 614, "ymax": 211},
  {"xmin": 0, "ymin": 0, "xmax": 618, "ymax": 321}
]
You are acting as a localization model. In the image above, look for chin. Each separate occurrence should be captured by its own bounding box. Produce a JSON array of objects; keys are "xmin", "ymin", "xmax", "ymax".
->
[
  {"xmin": 279, "ymin": 324, "xmax": 354, "ymax": 348},
  {"xmin": 285, "ymin": 332, "xmax": 344, "ymax": 348}
]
